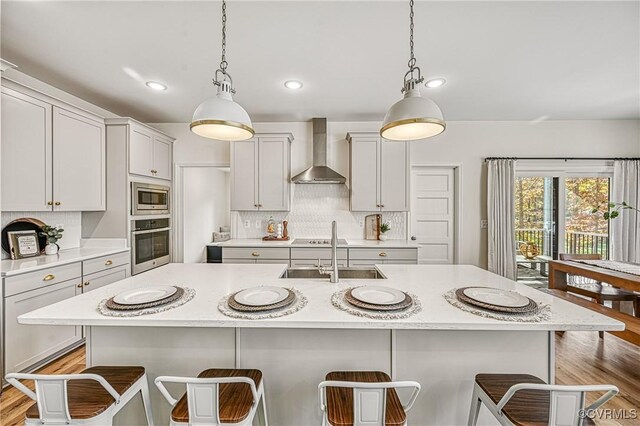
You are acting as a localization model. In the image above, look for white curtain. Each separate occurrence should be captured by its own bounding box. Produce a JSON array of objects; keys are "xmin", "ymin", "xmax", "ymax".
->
[
  {"xmin": 487, "ymin": 159, "xmax": 517, "ymax": 280},
  {"xmin": 611, "ymin": 160, "xmax": 640, "ymax": 263}
]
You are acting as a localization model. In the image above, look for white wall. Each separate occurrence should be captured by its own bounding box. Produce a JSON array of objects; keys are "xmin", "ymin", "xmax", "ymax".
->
[{"xmin": 155, "ymin": 119, "xmax": 640, "ymax": 268}]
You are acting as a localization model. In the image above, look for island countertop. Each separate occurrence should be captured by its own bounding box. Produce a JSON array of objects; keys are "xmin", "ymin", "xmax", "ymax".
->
[{"xmin": 18, "ymin": 263, "xmax": 624, "ymax": 331}]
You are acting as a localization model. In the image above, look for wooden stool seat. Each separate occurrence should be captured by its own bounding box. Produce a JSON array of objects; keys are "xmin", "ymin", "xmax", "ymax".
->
[
  {"xmin": 25, "ymin": 366, "xmax": 146, "ymax": 420},
  {"xmin": 170, "ymin": 368, "xmax": 262, "ymax": 424},
  {"xmin": 475, "ymin": 374, "xmax": 595, "ymax": 426},
  {"xmin": 325, "ymin": 371, "xmax": 406, "ymax": 426}
]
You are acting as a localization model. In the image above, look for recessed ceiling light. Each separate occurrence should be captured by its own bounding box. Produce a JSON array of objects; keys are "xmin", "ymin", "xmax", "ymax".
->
[
  {"xmin": 146, "ymin": 81, "xmax": 167, "ymax": 91},
  {"xmin": 425, "ymin": 78, "xmax": 446, "ymax": 88},
  {"xmin": 284, "ymin": 80, "xmax": 303, "ymax": 90}
]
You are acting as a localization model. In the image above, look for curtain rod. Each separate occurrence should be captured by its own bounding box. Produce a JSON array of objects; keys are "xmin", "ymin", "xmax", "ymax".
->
[{"xmin": 484, "ymin": 157, "xmax": 640, "ymax": 162}]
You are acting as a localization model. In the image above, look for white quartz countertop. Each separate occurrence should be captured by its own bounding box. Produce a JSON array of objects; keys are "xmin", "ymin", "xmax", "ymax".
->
[
  {"xmin": 19, "ymin": 263, "xmax": 623, "ymax": 332},
  {"xmin": 207, "ymin": 239, "xmax": 419, "ymax": 248},
  {"xmin": 2, "ymin": 246, "xmax": 130, "ymax": 277}
]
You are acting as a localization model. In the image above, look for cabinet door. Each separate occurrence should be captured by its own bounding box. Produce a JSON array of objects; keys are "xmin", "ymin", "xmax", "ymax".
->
[
  {"xmin": 349, "ymin": 137, "xmax": 379, "ymax": 211},
  {"xmin": 129, "ymin": 125, "xmax": 154, "ymax": 177},
  {"xmin": 82, "ymin": 266, "xmax": 127, "ymax": 293},
  {"xmin": 4, "ymin": 279, "xmax": 82, "ymax": 374},
  {"xmin": 230, "ymin": 139, "xmax": 258, "ymax": 210},
  {"xmin": 152, "ymin": 135, "xmax": 172, "ymax": 180},
  {"xmin": 258, "ymin": 137, "xmax": 290, "ymax": 210},
  {"xmin": 1, "ymin": 87, "xmax": 53, "ymax": 211},
  {"xmin": 52, "ymin": 107, "xmax": 106, "ymax": 211},
  {"xmin": 380, "ymin": 140, "xmax": 409, "ymax": 211}
]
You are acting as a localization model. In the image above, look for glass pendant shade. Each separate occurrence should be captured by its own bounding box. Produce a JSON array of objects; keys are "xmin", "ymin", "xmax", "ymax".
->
[
  {"xmin": 190, "ymin": 81, "xmax": 255, "ymax": 141},
  {"xmin": 380, "ymin": 88, "xmax": 445, "ymax": 141}
]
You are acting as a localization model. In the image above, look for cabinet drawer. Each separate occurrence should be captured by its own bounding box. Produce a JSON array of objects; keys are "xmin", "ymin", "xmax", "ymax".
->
[
  {"xmin": 83, "ymin": 251, "xmax": 130, "ymax": 276},
  {"xmin": 5, "ymin": 263, "xmax": 82, "ymax": 297},
  {"xmin": 222, "ymin": 247, "xmax": 290, "ymax": 260},
  {"xmin": 348, "ymin": 248, "xmax": 418, "ymax": 261},
  {"xmin": 82, "ymin": 266, "xmax": 128, "ymax": 293},
  {"xmin": 290, "ymin": 248, "xmax": 348, "ymax": 260}
]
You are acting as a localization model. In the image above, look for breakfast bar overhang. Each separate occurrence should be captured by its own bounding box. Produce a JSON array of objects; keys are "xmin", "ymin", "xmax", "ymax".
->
[{"xmin": 19, "ymin": 263, "xmax": 623, "ymax": 426}]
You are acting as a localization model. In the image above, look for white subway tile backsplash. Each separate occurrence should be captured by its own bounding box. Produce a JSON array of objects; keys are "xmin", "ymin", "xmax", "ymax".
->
[{"xmin": 235, "ymin": 185, "xmax": 406, "ymax": 240}]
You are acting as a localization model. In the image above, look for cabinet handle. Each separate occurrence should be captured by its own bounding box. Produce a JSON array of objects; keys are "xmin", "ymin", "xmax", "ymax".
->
[
  {"xmin": 55, "ymin": 201, "xmax": 61, "ymax": 206},
  {"xmin": 380, "ymin": 204, "xmax": 384, "ymax": 208},
  {"xmin": 105, "ymin": 260, "xmax": 113, "ymax": 266},
  {"xmin": 376, "ymin": 204, "xmax": 380, "ymax": 207},
  {"xmin": 84, "ymin": 281, "xmax": 90, "ymax": 286},
  {"xmin": 47, "ymin": 201, "xmax": 53, "ymax": 206},
  {"xmin": 251, "ymin": 252, "xmax": 260, "ymax": 257},
  {"xmin": 77, "ymin": 283, "xmax": 83, "ymax": 288},
  {"xmin": 43, "ymin": 274, "xmax": 55, "ymax": 281},
  {"xmin": 254, "ymin": 204, "xmax": 258, "ymax": 207},
  {"xmin": 258, "ymin": 204, "xmax": 263, "ymax": 207},
  {"xmin": 379, "ymin": 252, "xmax": 387, "ymax": 257}
]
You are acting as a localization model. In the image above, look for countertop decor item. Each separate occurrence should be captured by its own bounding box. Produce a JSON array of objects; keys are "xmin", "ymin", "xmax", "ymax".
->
[
  {"xmin": 2, "ymin": 218, "xmax": 46, "ymax": 255},
  {"xmin": 379, "ymin": 222, "xmax": 390, "ymax": 241},
  {"xmin": 267, "ymin": 216, "xmax": 276, "ymax": 236},
  {"xmin": 444, "ymin": 289, "xmax": 550, "ymax": 322},
  {"xmin": 190, "ymin": 0, "xmax": 254, "ymax": 141},
  {"xmin": 218, "ymin": 288, "xmax": 307, "ymax": 319},
  {"xmin": 282, "ymin": 220, "xmax": 289, "ymax": 239},
  {"xmin": 7, "ymin": 230, "xmax": 40, "ymax": 259},
  {"xmin": 106, "ymin": 287, "xmax": 185, "ymax": 311},
  {"xmin": 345, "ymin": 289, "xmax": 414, "ymax": 312},
  {"xmin": 365, "ymin": 214, "xmax": 381, "ymax": 240},
  {"xmin": 98, "ymin": 287, "xmax": 195, "ymax": 317},
  {"xmin": 40, "ymin": 224, "xmax": 64, "ymax": 255},
  {"xmin": 380, "ymin": 0, "xmax": 445, "ymax": 141},
  {"xmin": 228, "ymin": 288, "xmax": 296, "ymax": 312},
  {"xmin": 331, "ymin": 288, "xmax": 421, "ymax": 320},
  {"xmin": 262, "ymin": 235, "xmax": 290, "ymax": 241}
]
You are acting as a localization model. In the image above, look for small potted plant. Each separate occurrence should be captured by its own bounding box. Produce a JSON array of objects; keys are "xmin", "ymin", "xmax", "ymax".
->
[
  {"xmin": 379, "ymin": 222, "xmax": 391, "ymax": 240},
  {"xmin": 40, "ymin": 225, "xmax": 64, "ymax": 255}
]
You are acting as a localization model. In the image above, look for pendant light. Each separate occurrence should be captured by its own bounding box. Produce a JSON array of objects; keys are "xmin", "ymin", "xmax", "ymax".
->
[
  {"xmin": 190, "ymin": 0, "xmax": 255, "ymax": 141},
  {"xmin": 380, "ymin": 0, "xmax": 445, "ymax": 141}
]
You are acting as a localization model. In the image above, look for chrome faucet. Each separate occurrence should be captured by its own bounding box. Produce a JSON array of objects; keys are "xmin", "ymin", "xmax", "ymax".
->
[{"xmin": 318, "ymin": 221, "xmax": 339, "ymax": 283}]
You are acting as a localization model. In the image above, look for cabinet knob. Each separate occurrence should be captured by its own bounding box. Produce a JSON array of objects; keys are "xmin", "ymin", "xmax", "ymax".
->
[
  {"xmin": 47, "ymin": 201, "xmax": 53, "ymax": 206},
  {"xmin": 43, "ymin": 274, "xmax": 55, "ymax": 281},
  {"xmin": 258, "ymin": 204, "xmax": 263, "ymax": 208},
  {"xmin": 380, "ymin": 204, "xmax": 384, "ymax": 208},
  {"xmin": 254, "ymin": 204, "xmax": 258, "ymax": 207},
  {"xmin": 84, "ymin": 281, "xmax": 90, "ymax": 286},
  {"xmin": 77, "ymin": 283, "xmax": 83, "ymax": 288},
  {"xmin": 379, "ymin": 252, "xmax": 387, "ymax": 257},
  {"xmin": 105, "ymin": 260, "xmax": 113, "ymax": 266},
  {"xmin": 251, "ymin": 252, "xmax": 260, "ymax": 257},
  {"xmin": 376, "ymin": 204, "xmax": 380, "ymax": 207},
  {"xmin": 55, "ymin": 201, "xmax": 61, "ymax": 206}
]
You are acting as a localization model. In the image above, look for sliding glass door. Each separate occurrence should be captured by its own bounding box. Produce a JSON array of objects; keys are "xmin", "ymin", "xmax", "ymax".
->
[{"xmin": 564, "ymin": 177, "xmax": 610, "ymax": 259}]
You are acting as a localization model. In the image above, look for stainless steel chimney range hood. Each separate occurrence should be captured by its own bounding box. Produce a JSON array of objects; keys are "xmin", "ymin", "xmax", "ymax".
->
[{"xmin": 291, "ymin": 118, "xmax": 346, "ymax": 184}]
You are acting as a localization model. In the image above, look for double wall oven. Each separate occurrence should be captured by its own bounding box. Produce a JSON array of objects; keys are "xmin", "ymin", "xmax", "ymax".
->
[{"xmin": 131, "ymin": 217, "xmax": 171, "ymax": 275}]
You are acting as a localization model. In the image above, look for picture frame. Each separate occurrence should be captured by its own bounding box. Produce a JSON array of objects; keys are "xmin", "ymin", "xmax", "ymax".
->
[{"xmin": 7, "ymin": 230, "xmax": 41, "ymax": 259}]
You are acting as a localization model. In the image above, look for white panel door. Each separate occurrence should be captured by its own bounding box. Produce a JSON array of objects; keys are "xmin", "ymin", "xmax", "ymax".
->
[
  {"xmin": 258, "ymin": 137, "xmax": 288, "ymax": 210},
  {"xmin": 129, "ymin": 125, "xmax": 154, "ymax": 177},
  {"xmin": 411, "ymin": 167, "xmax": 455, "ymax": 264},
  {"xmin": 230, "ymin": 139, "xmax": 258, "ymax": 210},
  {"xmin": 349, "ymin": 137, "xmax": 379, "ymax": 211},
  {"xmin": 380, "ymin": 140, "xmax": 409, "ymax": 211},
  {"xmin": 1, "ymin": 87, "xmax": 53, "ymax": 211},
  {"xmin": 152, "ymin": 135, "xmax": 172, "ymax": 180},
  {"xmin": 52, "ymin": 107, "xmax": 105, "ymax": 211}
]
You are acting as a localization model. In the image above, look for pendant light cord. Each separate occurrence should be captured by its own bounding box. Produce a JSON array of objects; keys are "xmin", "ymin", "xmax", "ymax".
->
[
  {"xmin": 213, "ymin": 0, "xmax": 235, "ymax": 92},
  {"xmin": 408, "ymin": 0, "xmax": 416, "ymax": 70},
  {"xmin": 403, "ymin": 0, "xmax": 423, "ymax": 92}
]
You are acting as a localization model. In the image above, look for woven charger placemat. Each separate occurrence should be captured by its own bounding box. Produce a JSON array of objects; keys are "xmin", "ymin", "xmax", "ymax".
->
[
  {"xmin": 105, "ymin": 287, "xmax": 184, "ymax": 311},
  {"xmin": 218, "ymin": 288, "xmax": 308, "ymax": 320},
  {"xmin": 444, "ymin": 289, "xmax": 551, "ymax": 322},
  {"xmin": 227, "ymin": 289, "xmax": 296, "ymax": 312},
  {"xmin": 345, "ymin": 288, "xmax": 413, "ymax": 311},
  {"xmin": 332, "ymin": 288, "xmax": 422, "ymax": 320},
  {"xmin": 98, "ymin": 287, "xmax": 196, "ymax": 317},
  {"xmin": 455, "ymin": 287, "xmax": 539, "ymax": 314}
]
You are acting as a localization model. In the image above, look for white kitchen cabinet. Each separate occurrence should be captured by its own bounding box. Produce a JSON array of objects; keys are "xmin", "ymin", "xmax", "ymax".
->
[
  {"xmin": 81, "ymin": 266, "xmax": 127, "ymax": 293},
  {"xmin": 1, "ymin": 86, "xmax": 53, "ymax": 211},
  {"xmin": 231, "ymin": 133, "xmax": 292, "ymax": 211},
  {"xmin": 346, "ymin": 132, "xmax": 409, "ymax": 212},
  {"xmin": 0, "ymin": 82, "xmax": 106, "ymax": 212},
  {"xmin": 128, "ymin": 123, "xmax": 173, "ymax": 180},
  {"xmin": 52, "ymin": 107, "xmax": 106, "ymax": 211},
  {"xmin": 347, "ymin": 247, "xmax": 418, "ymax": 266}
]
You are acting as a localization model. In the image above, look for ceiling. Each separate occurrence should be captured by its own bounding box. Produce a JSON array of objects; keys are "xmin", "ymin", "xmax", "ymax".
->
[{"xmin": 2, "ymin": 1, "xmax": 639, "ymax": 123}]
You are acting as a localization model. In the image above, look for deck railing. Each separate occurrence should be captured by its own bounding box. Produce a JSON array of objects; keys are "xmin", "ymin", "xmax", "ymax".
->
[{"xmin": 515, "ymin": 229, "xmax": 609, "ymax": 259}]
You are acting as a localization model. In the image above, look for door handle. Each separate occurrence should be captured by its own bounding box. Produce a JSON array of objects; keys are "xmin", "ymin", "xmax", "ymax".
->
[{"xmin": 43, "ymin": 274, "xmax": 55, "ymax": 281}]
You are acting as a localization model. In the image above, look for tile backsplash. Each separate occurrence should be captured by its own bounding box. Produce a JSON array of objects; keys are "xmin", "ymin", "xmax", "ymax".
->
[
  {"xmin": 1, "ymin": 211, "xmax": 82, "ymax": 259},
  {"xmin": 234, "ymin": 184, "xmax": 407, "ymax": 240}
]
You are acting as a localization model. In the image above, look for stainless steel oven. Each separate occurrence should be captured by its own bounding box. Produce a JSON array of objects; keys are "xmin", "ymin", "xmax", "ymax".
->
[
  {"xmin": 131, "ymin": 218, "xmax": 171, "ymax": 275},
  {"xmin": 132, "ymin": 182, "xmax": 170, "ymax": 215}
]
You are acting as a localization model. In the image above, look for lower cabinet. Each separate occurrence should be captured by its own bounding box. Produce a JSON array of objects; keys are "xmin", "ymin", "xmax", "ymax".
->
[
  {"xmin": 290, "ymin": 247, "xmax": 348, "ymax": 268},
  {"xmin": 347, "ymin": 248, "xmax": 418, "ymax": 267},
  {"xmin": 4, "ymin": 279, "xmax": 82, "ymax": 374},
  {"xmin": 222, "ymin": 247, "xmax": 290, "ymax": 265},
  {"xmin": 81, "ymin": 265, "xmax": 128, "ymax": 293}
]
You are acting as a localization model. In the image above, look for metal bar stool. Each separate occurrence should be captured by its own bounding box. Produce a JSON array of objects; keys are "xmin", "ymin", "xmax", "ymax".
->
[
  {"xmin": 468, "ymin": 373, "xmax": 618, "ymax": 426},
  {"xmin": 318, "ymin": 371, "xmax": 421, "ymax": 426},
  {"xmin": 155, "ymin": 368, "xmax": 267, "ymax": 426},
  {"xmin": 5, "ymin": 366, "xmax": 154, "ymax": 425}
]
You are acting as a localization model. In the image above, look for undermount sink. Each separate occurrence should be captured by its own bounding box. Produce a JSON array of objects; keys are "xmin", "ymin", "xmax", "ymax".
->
[{"xmin": 280, "ymin": 267, "xmax": 386, "ymax": 279}]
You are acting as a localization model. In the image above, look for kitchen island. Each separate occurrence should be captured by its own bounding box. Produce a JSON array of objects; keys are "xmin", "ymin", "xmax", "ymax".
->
[{"xmin": 19, "ymin": 263, "xmax": 623, "ymax": 425}]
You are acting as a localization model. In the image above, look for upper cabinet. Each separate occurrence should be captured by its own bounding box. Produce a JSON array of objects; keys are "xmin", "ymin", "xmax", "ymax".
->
[
  {"xmin": 230, "ymin": 133, "xmax": 293, "ymax": 211},
  {"xmin": 126, "ymin": 122, "xmax": 172, "ymax": 180},
  {"xmin": 346, "ymin": 132, "xmax": 409, "ymax": 212},
  {"xmin": 1, "ymin": 83, "xmax": 106, "ymax": 212}
]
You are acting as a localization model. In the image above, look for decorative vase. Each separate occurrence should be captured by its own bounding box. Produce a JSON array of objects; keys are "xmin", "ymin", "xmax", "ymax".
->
[
  {"xmin": 45, "ymin": 243, "xmax": 59, "ymax": 255},
  {"xmin": 519, "ymin": 242, "xmax": 539, "ymax": 260},
  {"xmin": 379, "ymin": 234, "xmax": 388, "ymax": 241}
]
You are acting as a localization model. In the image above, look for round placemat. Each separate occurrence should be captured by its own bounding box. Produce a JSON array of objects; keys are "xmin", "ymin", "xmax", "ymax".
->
[
  {"xmin": 345, "ymin": 289, "xmax": 413, "ymax": 311},
  {"xmin": 98, "ymin": 287, "xmax": 195, "ymax": 317},
  {"xmin": 228, "ymin": 289, "xmax": 296, "ymax": 312},
  {"xmin": 105, "ymin": 286, "xmax": 184, "ymax": 311},
  {"xmin": 332, "ymin": 288, "xmax": 422, "ymax": 320},
  {"xmin": 218, "ymin": 288, "xmax": 307, "ymax": 319},
  {"xmin": 444, "ymin": 289, "xmax": 551, "ymax": 322},
  {"xmin": 455, "ymin": 287, "xmax": 539, "ymax": 314}
]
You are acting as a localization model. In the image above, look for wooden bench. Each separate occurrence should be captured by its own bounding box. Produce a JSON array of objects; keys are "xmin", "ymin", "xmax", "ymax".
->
[{"xmin": 549, "ymin": 289, "xmax": 640, "ymax": 346}]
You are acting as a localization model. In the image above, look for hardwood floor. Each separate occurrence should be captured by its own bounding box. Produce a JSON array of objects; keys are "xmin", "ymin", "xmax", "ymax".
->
[{"xmin": 1, "ymin": 333, "xmax": 638, "ymax": 425}]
